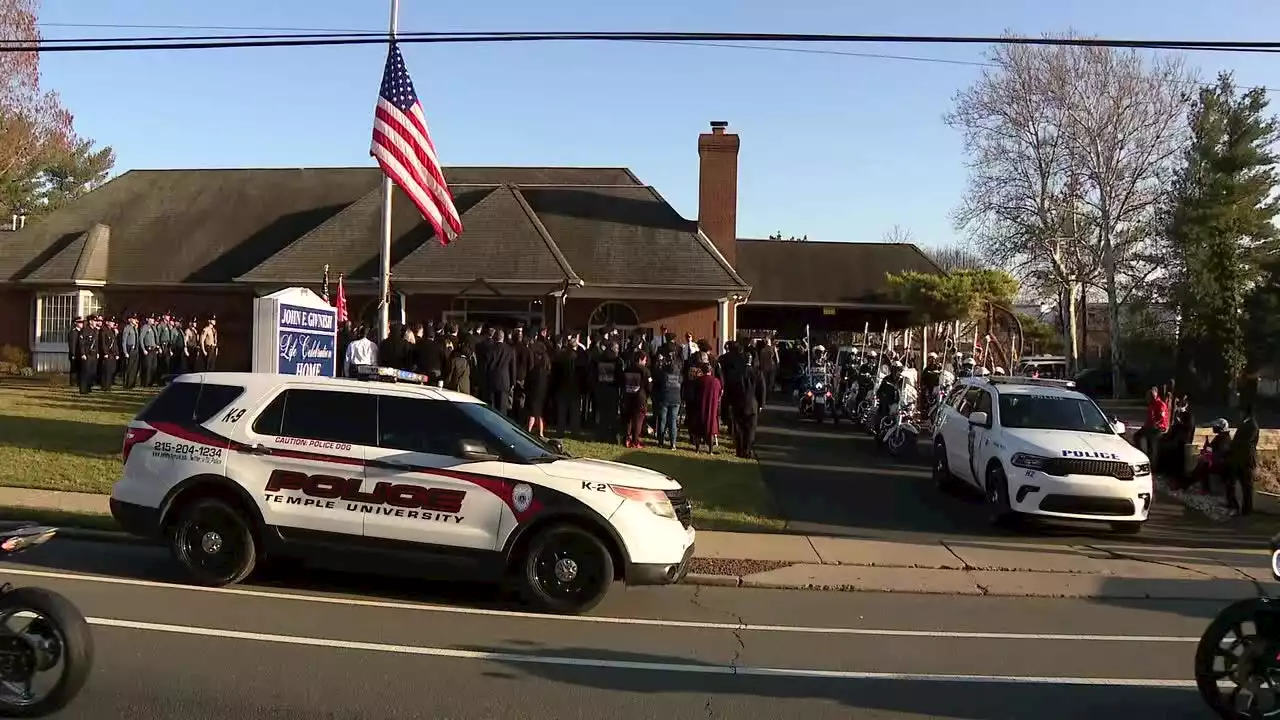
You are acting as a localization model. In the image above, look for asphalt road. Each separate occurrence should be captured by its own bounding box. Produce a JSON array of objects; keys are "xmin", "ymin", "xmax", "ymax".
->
[
  {"xmin": 0, "ymin": 539, "xmax": 1227, "ymax": 718},
  {"xmin": 755, "ymin": 402, "xmax": 1271, "ymax": 549}
]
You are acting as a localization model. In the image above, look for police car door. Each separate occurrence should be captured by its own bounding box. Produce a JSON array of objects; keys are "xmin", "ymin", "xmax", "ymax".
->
[
  {"xmin": 966, "ymin": 388, "xmax": 995, "ymax": 487},
  {"xmin": 362, "ymin": 391, "xmax": 503, "ymax": 551},
  {"xmin": 242, "ymin": 386, "xmax": 374, "ymax": 538},
  {"xmin": 947, "ymin": 387, "xmax": 986, "ymax": 487}
]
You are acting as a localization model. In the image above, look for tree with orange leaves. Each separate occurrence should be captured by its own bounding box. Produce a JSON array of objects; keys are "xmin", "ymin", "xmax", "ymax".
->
[{"xmin": 0, "ymin": 0, "xmax": 113, "ymax": 217}]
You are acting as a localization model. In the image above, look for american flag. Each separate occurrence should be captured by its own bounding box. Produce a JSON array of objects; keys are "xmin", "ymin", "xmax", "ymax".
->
[{"xmin": 370, "ymin": 43, "xmax": 463, "ymax": 245}]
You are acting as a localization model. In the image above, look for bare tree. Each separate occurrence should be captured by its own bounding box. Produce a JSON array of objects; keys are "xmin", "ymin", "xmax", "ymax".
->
[
  {"xmin": 923, "ymin": 244, "xmax": 986, "ymax": 271},
  {"xmin": 882, "ymin": 224, "xmax": 916, "ymax": 244},
  {"xmin": 1056, "ymin": 46, "xmax": 1191, "ymax": 396},
  {"xmin": 946, "ymin": 40, "xmax": 1094, "ymax": 373}
]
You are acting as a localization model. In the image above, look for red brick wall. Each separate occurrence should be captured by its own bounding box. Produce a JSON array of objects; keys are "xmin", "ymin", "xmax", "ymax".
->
[
  {"xmin": 0, "ymin": 288, "xmax": 31, "ymax": 354},
  {"xmin": 697, "ymin": 123, "xmax": 740, "ymax": 268},
  {"xmin": 103, "ymin": 289, "xmax": 256, "ymax": 371}
]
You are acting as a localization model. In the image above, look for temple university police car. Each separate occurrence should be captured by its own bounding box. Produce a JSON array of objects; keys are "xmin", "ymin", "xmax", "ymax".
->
[
  {"xmin": 109, "ymin": 367, "xmax": 696, "ymax": 614},
  {"xmin": 931, "ymin": 376, "xmax": 1152, "ymax": 534}
]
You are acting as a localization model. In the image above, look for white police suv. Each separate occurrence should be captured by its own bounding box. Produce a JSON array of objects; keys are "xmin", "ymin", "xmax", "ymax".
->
[
  {"xmin": 110, "ymin": 367, "xmax": 696, "ymax": 614},
  {"xmin": 931, "ymin": 376, "xmax": 1152, "ymax": 534}
]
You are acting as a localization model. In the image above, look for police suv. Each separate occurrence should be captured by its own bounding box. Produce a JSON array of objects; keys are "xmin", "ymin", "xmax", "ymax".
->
[
  {"xmin": 109, "ymin": 367, "xmax": 696, "ymax": 614},
  {"xmin": 930, "ymin": 375, "xmax": 1152, "ymax": 534}
]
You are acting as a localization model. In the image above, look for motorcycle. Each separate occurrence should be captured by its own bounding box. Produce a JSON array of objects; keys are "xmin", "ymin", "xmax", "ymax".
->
[
  {"xmin": 1196, "ymin": 533, "xmax": 1280, "ymax": 718},
  {"xmin": 0, "ymin": 526, "xmax": 93, "ymax": 717},
  {"xmin": 878, "ymin": 401, "xmax": 920, "ymax": 457},
  {"xmin": 796, "ymin": 371, "xmax": 833, "ymax": 423}
]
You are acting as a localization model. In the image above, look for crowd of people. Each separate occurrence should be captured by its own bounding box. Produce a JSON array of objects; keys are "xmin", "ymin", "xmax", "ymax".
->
[
  {"xmin": 338, "ymin": 320, "xmax": 780, "ymax": 457},
  {"xmin": 66, "ymin": 312, "xmax": 219, "ymax": 394},
  {"xmin": 1138, "ymin": 386, "xmax": 1260, "ymax": 516}
]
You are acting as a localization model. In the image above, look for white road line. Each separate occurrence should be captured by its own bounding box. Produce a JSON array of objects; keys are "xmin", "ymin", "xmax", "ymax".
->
[
  {"xmin": 3, "ymin": 567, "xmax": 1201, "ymax": 643},
  {"xmin": 87, "ymin": 616, "xmax": 1196, "ymax": 688}
]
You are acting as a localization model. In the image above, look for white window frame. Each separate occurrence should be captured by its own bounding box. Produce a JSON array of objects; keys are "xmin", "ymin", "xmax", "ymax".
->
[{"xmin": 32, "ymin": 289, "xmax": 103, "ymax": 352}]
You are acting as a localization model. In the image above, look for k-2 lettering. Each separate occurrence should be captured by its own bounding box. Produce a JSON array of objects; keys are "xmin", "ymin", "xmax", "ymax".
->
[{"xmin": 581, "ymin": 481, "xmax": 607, "ymax": 492}]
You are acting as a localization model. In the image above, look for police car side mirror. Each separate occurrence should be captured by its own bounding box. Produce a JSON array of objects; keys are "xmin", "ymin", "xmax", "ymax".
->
[
  {"xmin": 968, "ymin": 411, "xmax": 989, "ymax": 427},
  {"xmin": 547, "ymin": 438, "xmax": 565, "ymax": 455},
  {"xmin": 457, "ymin": 439, "xmax": 499, "ymax": 462},
  {"xmin": 1110, "ymin": 418, "xmax": 1127, "ymax": 435}
]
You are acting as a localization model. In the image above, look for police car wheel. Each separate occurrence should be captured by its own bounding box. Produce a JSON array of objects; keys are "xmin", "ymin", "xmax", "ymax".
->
[
  {"xmin": 986, "ymin": 466, "xmax": 1017, "ymax": 527},
  {"xmin": 519, "ymin": 524, "xmax": 614, "ymax": 615},
  {"xmin": 932, "ymin": 441, "xmax": 958, "ymax": 490},
  {"xmin": 169, "ymin": 498, "xmax": 258, "ymax": 587}
]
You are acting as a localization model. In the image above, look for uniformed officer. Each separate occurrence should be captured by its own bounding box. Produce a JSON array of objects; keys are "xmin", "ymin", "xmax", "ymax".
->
[
  {"xmin": 98, "ymin": 316, "xmax": 120, "ymax": 390},
  {"xmin": 199, "ymin": 316, "xmax": 218, "ymax": 372},
  {"xmin": 120, "ymin": 314, "xmax": 141, "ymax": 389},
  {"xmin": 139, "ymin": 314, "xmax": 160, "ymax": 386},
  {"xmin": 76, "ymin": 316, "xmax": 101, "ymax": 394},
  {"xmin": 66, "ymin": 317, "xmax": 84, "ymax": 386}
]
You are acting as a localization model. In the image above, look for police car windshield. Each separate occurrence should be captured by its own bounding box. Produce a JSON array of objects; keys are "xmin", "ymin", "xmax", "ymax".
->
[
  {"xmin": 454, "ymin": 403, "xmax": 565, "ymax": 462},
  {"xmin": 998, "ymin": 394, "xmax": 1112, "ymax": 434}
]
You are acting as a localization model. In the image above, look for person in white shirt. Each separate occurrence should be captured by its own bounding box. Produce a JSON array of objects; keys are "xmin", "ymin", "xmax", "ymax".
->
[{"xmin": 344, "ymin": 326, "xmax": 377, "ymax": 376}]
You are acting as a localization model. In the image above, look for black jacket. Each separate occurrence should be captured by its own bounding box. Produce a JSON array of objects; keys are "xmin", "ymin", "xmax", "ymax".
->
[
  {"xmin": 1231, "ymin": 416, "xmax": 1260, "ymax": 469},
  {"xmin": 484, "ymin": 342, "xmax": 517, "ymax": 390}
]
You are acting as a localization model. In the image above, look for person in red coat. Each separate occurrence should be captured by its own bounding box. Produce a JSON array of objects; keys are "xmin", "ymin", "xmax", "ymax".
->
[{"xmin": 690, "ymin": 361, "xmax": 723, "ymax": 453}]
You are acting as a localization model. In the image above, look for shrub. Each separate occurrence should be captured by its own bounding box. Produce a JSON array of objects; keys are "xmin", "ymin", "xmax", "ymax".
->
[
  {"xmin": 18, "ymin": 367, "xmax": 33, "ymax": 377},
  {"xmin": 0, "ymin": 345, "xmax": 27, "ymax": 368}
]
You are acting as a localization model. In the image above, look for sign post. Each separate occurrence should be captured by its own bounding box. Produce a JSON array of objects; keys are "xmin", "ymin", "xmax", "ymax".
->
[{"xmin": 251, "ymin": 287, "xmax": 338, "ymax": 376}]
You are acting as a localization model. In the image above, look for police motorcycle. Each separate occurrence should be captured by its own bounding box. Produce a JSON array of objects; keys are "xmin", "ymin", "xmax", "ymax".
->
[
  {"xmin": 795, "ymin": 346, "xmax": 835, "ymax": 423},
  {"xmin": 1196, "ymin": 533, "xmax": 1280, "ymax": 718},
  {"xmin": 834, "ymin": 354, "xmax": 861, "ymax": 424},
  {"xmin": 878, "ymin": 392, "xmax": 920, "ymax": 456},
  {"xmin": 873, "ymin": 361, "xmax": 908, "ymax": 444},
  {"xmin": 0, "ymin": 525, "xmax": 93, "ymax": 717}
]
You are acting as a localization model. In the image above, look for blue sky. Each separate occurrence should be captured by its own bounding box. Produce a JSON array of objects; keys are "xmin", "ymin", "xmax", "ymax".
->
[{"xmin": 37, "ymin": 0, "xmax": 1280, "ymax": 248}]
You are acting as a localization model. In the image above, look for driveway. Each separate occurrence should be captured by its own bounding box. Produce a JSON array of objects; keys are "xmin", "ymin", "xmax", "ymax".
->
[{"xmin": 754, "ymin": 403, "xmax": 1271, "ymax": 549}]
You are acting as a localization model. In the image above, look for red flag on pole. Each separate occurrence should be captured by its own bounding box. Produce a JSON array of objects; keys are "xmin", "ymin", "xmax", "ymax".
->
[{"xmin": 335, "ymin": 275, "xmax": 349, "ymax": 324}]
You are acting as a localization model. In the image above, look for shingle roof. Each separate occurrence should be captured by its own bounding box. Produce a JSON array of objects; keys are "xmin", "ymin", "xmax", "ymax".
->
[
  {"xmin": 736, "ymin": 239, "xmax": 944, "ymax": 305},
  {"xmin": 0, "ymin": 165, "xmax": 746, "ymax": 293},
  {"xmin": 0, "ymin": 166, "xmax": 646, "ymax": 286},
  {"xmin": 0, "ymin": 168, "xmax": 381, "ymax": 284},
  {"xmin": 23, "ymin": 223, "xmax": 110, "ymax": 284},
  {"xmin": 518, "ymin": 185, "xmax": 745, "ymax": 289}
]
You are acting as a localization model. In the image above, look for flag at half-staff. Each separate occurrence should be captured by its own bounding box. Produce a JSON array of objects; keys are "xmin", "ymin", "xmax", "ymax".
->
[{"xmin": 370, "ymin": 42, "xmax": 463, "ymax": 245}]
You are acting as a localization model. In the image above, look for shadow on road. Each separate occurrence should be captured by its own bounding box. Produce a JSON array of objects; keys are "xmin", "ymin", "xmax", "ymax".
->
[
  {"xmin": 6, "ymin": 539, "xmax": 528, "ymax": 611},
  {"xmin": 756, "ymin": 402, "xmax": 1272, "ymax": 550},
  {"xmin": 465, "ymin": 641, "xmax": 1204, "ymax": 719}
]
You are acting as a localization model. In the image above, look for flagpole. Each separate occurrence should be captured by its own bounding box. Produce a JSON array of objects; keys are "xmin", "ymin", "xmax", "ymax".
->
[{"xmin": 377, "ymin": 0, "xmax": 400, "ymax": 340}]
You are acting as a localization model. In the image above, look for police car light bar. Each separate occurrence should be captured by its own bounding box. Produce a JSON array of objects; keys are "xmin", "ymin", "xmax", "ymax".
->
[
  {"xmin": 986, "ymin": 375, "xmax": 1076, "ymax": 389},
  {"xmin": 352, "ymin": 365, "xmax": 430, "ymax": 385}
]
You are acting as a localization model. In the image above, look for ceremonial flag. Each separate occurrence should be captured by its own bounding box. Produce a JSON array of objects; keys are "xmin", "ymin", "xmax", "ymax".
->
[{"xmin": 370, "ymin": 43, "xmax": 463, "ymax": 244}]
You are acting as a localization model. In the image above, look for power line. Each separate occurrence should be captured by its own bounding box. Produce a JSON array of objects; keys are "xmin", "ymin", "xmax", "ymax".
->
[
  {"xmin": 30, "ymin": 25, "xmax": 1280, "ymax": 91},
  {"xmin": 11, "ymin": 31, "xmax": 1280, "ymax": 54}
]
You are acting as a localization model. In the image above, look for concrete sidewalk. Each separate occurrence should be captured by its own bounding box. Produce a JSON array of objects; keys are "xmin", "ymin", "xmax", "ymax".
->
[
  {"xmin": 2, "ymin": 487, "xmax": 1274, "ymax": 601},
  {"xmin": 688, "ymin": 530, "xmax": 1278, "ymax": 600}
]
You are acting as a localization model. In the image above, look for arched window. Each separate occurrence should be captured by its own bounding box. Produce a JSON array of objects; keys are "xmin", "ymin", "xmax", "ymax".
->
[{"xmin": 588, "ymin": 301, "xmax": 640, "ymax": 332}]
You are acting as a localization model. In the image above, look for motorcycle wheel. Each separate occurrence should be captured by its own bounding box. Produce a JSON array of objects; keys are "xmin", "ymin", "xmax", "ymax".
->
[
  {"xmin": 887, "ymin": 428, "xmax": 912, "ymax": 455},
  {"xmin": 0, "ymin": 587, "xmax": 93, "ymax": 717},
  {"xmin": 1196, "ymin": 597, "xmax": 1280, "ymax": 719}
]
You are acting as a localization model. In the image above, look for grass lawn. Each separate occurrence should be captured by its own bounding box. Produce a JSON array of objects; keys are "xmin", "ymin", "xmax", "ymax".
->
[{"xmin": 0, "ymin": 377, "xmax": 785, "ymax": 533}]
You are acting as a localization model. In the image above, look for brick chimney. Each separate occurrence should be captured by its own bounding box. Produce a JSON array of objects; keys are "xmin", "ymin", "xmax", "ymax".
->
[{"xmin": 698, "ymin": 121, "xmax": 739, "ymax": 268}]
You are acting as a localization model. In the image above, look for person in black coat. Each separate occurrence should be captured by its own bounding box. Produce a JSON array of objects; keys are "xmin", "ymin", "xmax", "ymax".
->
[
  {"xmin": 483, "ymin": 330, "xmax": 517, "ymax": 414},
  {"xmin": 1227, "ymin": 404, "xmax": 1260, "ymax": 516}
]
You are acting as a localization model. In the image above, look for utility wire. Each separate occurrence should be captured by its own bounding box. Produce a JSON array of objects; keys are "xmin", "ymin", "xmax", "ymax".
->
[
  {"xmin": 37, "ymin": 22, "xmax": 1271, "ymax": 90},
  {"xmin": 10, "ymin": 31, "xmax": 1280, "ymax": 54}
]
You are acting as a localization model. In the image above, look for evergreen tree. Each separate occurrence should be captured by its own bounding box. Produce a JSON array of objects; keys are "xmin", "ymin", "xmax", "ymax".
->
[{"xmin": 1164, "ymin": 73, "xmax": 1280, "ymax": 403}]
